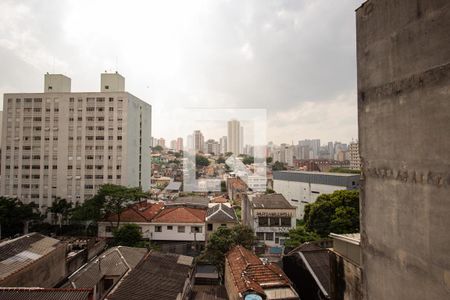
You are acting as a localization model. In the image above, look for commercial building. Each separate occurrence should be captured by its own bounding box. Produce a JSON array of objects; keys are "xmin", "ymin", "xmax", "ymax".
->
[
  {"xmin": 357, "ymin": 0, "xmax": 450, "ymax": 299},
  {"xmin": 224, "ymin": 245, "xmax": 299, "ymax": 300},
  {"xmin": 0, "ymin": 233, "xmax": 66, "ymax": 287},
  {"xmin": 219, "ymin": 136, "xmax": 227, "ymax": 155},
  {"xmin": 0, "ymin": 73, "xmax": 152, "ymax": 208},
  {"xmin": 176, "ymin": 137, "xmax": 183, "ymax": 152},
  {"xmin": 273, "ymin": 171, "xmax": 360, "ymax": 219},
  {"xmin": 242, "ymin": 193, "xmax": 296, "ymax": 249}
]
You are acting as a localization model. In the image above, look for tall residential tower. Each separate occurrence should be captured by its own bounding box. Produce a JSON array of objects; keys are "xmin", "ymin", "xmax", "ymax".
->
[{"xmin": 0, "ymin": 73, "xmax": 152, "ymax": 208}]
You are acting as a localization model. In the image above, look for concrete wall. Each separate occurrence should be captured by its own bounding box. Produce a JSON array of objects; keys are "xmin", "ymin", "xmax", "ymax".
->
[
  {"xmin": 330, "ymin": 252, "xmax": 363, "ymax": 300},
  {"xmin": 356, "ymin": 1, "xmax": 450, "ymax": 299},
  {"xmin": 0, "ymin": 243, "xmax": 66, "ymax": 287}
]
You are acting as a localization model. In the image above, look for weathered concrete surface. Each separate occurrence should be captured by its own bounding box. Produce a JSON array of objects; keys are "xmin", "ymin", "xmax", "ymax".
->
[
  {"xmin": 356, "ymin": 0, "xmax": 450, "ymax": 299},
  {"xmin": 330, "ymin": 252, "xmax": 363, "ymax": 300}
]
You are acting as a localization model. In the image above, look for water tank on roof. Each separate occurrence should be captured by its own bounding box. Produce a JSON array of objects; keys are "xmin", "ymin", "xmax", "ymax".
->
[{"xmin": 245, "ymin": 294, "xmax": 263, "ymax": 300}]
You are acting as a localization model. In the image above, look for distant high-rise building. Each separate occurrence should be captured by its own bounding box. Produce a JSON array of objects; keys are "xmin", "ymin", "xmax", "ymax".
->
[
  {"xmin": 205, "ymin": 139, "xmax": 220, "ymax": 155},
  {"xmin": 170, "ymin": 140, "xmax": 177, "ymax": 150},
  {"xmin": 0, "ymin": 73, "xmax": 152, "ymax": 208},
  {"xmin": 176, "ymin": 137, "xmax": 183, "ymax": 152},
  {"xmin": 193, "ymin": 130, "xmax": 204, "ymax": 153},
  {"xmin": 219, "ymin": 136, "xmax": 227, "ymax": 155},
  {"xmin": 298, "ymin": 139, "xmax": 320, "ymax": 159},
  {"xmin": 227, "ymin": 119, "xmax": 243, "ymax": 155},
  {"xmin": 349, "ymin": 141, "xmax": 361, "ymax": 170},
  {"xmin": 157, "ymin": 138, "xmax": 166, "ymax": 148}
]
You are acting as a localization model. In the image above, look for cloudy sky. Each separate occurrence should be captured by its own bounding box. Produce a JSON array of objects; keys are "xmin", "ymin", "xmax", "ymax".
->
[{"xmin": 0, "ymin": 0, "xmax": 364, "ymax": 145}]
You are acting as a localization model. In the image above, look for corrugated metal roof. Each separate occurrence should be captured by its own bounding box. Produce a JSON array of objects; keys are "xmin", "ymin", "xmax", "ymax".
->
[
  {"xmin": 0, "ymin": 233, "xmax": 61, "ymax": 281},
  {"xmin": 0, "ymin": 288, "xmax": 92, "ymax": 300},
  {"xmin": 206, "ymin": 204, "xmax": 238, "ymax": 223},
  {"xmin": 273, "ymin": 171, "xmax": 360, "ymax": 187},
  {"xmin": 67, "ymin": 246, "xmax": 147, "ymax": 288},
  {"xmin": 107, "ymin": 251, "xmax": 194, "ymax": 300},
  {"xmin": 248, "ymin": 194, "xmax": 295, "ymax": 209}
]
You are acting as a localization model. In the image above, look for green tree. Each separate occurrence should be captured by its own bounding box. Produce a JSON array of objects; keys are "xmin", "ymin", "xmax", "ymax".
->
[
  {"xmin": 0, "ymin": 198, "xmax": 42, "ymax": 238},
  {"xmin": 202, "ymin": 225, "xmax": 254, "ymax": 276},
  {"xmin": 304, "ymin": 190, "xmax": 360, "ymax": 237},
  {"xmin": 100, "ymin": 184, "xmax": 146, "ymax": 228},
  {"xmin": 152, "ymin": 145, "xmax": 163, "ymax": 152},
  {"xmin": 196, "ymin": 155, "xmax": 210, "ymax": 167},
  {"xmin": 216, "ymin": 156, "xmax": 226, "ymax": 164},
  {"xmin": 266, "ymin": 157, "xmax": 273, "ymax": 164},
  {"xmin": 49, "ymin": 197, "xmax": 73, "ymax": 229},
  {"xmin": 272, "ymin": 161, "xmax": 287, "ymax": 171},
  {"xmin": 242, "ymin": 156, "xmax": 254, "ymax": 165},
  {"xmin": 113, "ymin": 223, "xmax": 142, "ymax": 247},
  {"xmin": 225, "ymin": 152, "xmax": 233, "ymax": 157},
  {"xmin": 284, "ymin": 225, "xmax": 320, "ymax": 248},
  {"xmin": 266, "ymin": 188, "xmax": 275, "ymax": 194}
]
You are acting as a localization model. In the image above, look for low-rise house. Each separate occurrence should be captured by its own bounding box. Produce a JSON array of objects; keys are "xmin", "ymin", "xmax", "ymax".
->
[
  {"xmin": 205, "ymin": 203, "xmax": 239, "ymax": 240},
  {"xmin": 329, "ymin": 233, "xmax": 362, "ymax": 300},
  {"xmin": 227, "ymin": 177, "xmax": 248, "ymax": 205},
  {"xmin": 242, "ymin": 193, "xmax": 296, "ymax": 250},
  {"xmin": 0, "ymin": 288, "xmax": 94, "ymax": 300},
  {"xmin": 150, "ymin": 206, "xmax": 206, "ymax": 242},
  {"xmin": 98, "ymin": 201, "xmax": 164, "ymax": 238},
  {"xmin": 283, "ymin": 243, "xmax": 331, "ymax": 300},
  {"xmin": 64, "ymin": 246, "xmax": 147, "ymax": 300},
  {"xmin": 0, "ymin": 233, "xmax": 66, "ymax": 287},
  {"xmin": 106, "ymin": 251, "xmax": 194, "ymax": 300},
  {"xmin": 224, "ymin": 246, "xmax": 299, "ymax": 300}
]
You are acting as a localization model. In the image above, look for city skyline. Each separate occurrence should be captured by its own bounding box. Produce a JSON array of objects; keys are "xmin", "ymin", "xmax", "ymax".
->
[{"xmin": 0, "ymin": 0, "xmax": 362, "ymax": 144}]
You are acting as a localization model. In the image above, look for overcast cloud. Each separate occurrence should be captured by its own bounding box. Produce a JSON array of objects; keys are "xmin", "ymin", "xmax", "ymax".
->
[{"xmin": 0, "ymin": 0, "xmax": 364, "ymax": 145}]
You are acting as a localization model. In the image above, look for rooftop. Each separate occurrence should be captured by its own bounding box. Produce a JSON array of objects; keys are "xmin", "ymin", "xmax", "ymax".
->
[
  {"xmin": 65, "ymin": 246, "xmax": 147, "ymax": 289},
  {"xmin": 104, "ymin": 202, "xmax": 164, "ymax": 223},
  {"xmin": 166, "ymin": 196, "xmax": 210, "ymax": 207},
  {"xmin": 0, "ymin": 288, "xmax": 93, "ymax": 300},
  {"xmin": 248, "ymin": 193, "xmax": 295, "ymax": 210},
  {"xmin": 226, "ymin": 246, "xmax": 298, "ymax": 299},
  {"xmin": 206, "ymin": 203, "xmax": 238, "ymax": 223},
  {"xmin": 152, "ymin": 206, "xmax": 206, "ymax": 223},
  {"xmin": 330, "ymin": 233, "xmax": 361, "ymax": 245},
  {"xmin": 273, "ymin": 171, "xmax": 360, "ymax": 187},
  {"xmin": 0, "ymin": 233, "xmax": 62, "ymax": 282},
  {"xmin": 107, "ymin": 251, "xmax": 194, "ymax": 300},
  {"xmin": 286, "ymin": 242, "xmax": 331, "ymax": 298}
]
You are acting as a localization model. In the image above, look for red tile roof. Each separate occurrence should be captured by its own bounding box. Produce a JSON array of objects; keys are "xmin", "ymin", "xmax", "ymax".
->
[
  {"xmin": 211, "ymin": 196, "xmax": 228, "ymax": 203},
  {"xmin": 228, "ymin": 178, "xmax": 248, "ymax": 191},
  {"xmin": 226, "ymin": 246, "xmax": 293, "ymax": 296},
  {"xmin": 152, "ymin": 207, "xmax": 206, "ymax": 223},
  {"xmin": 105, "ymin": 202, "xmax": 164, "ymax": 223}
]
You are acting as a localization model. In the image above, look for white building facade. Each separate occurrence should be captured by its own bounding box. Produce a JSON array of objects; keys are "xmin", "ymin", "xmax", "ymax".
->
[
  {"xmin": 273, "ymin": 171, "xmax": 360, "ymax": 219},
  {"xmin": 0, "ymin": 73, "xmax": 151, "ymax": 208}
]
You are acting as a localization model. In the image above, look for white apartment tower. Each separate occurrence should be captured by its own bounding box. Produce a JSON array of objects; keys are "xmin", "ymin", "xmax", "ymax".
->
[
  {"xmin": 227, "ymin": 119, "xmax": 243, "ymax": 155},
  {"xmin": 0, "ymin": 73, "xmax": 152, "ymax": 208},
  {"xmin": 349, "ymin": 141, "xmax": 361, "ymax": 170}
]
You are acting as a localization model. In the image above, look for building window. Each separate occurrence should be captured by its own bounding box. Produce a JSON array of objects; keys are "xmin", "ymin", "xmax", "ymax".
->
[
  {"xmin": 155, "ymin": 226, "xmax": 162, "ymax": 232},
  {"xmin": 258, "ymin": 217, "xmax": 268, "ymax": 226},
  {"xmin": 281, "ymin": 217, "xmax": 291, "ymax": 227},
  {"xmin": 106, "ymin": 226, "xmax": 113, "ymax": 233},
  {"xmin": 191, "ymin": 226, "xmax": 202, "ymax": 233},
  {"xmin": 167, "ymin": 225, "xmax": 173, "ymax": 230},
  {"xmin": 207, "ymin": 224, "xmax": 213, "ymax": 231},
  {"xmin": 178, "ymin": 226, "xmax": 185, "ymax": 233},
  {"xmin": 269, "ymin": 217, "xmax": 280, "ymax": 227},
  {"xmin": 265, "ymin": 232, "xmax": 274, "ymax": 241},
  {"xmin": 256, "ymin": 232, "xmax": 265, "ymax": 240}
]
